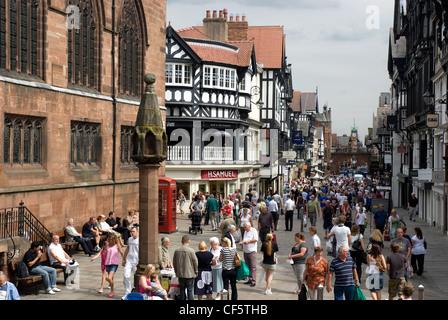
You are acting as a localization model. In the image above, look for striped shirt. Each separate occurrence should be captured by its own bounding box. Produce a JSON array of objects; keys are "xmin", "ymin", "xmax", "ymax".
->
[
  {"xmin": 329, "ymin": 256, "xmax": 356, "ymax": 287},
  {"xmin": 221, "ymin": 247, "xmax": 236, "ymax": 270}
]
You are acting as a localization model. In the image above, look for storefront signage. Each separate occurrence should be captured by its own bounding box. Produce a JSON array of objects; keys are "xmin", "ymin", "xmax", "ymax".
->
[
  {"xmin": 201, "ymin": 170, "xmax": 238, "ymax": 179},
  {"xmin": 426, "ymin": 114, "xmax": 439, "ymax": 128}
]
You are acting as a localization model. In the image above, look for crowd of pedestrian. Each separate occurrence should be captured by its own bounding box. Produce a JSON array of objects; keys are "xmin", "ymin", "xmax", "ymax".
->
[{"xmin": 168, "ymin": 174, "xmax": 426, "ymax": 301}]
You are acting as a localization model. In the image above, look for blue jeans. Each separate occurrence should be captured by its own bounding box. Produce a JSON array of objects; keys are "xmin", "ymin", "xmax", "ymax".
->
[
  {"xmin": 178, "ymin": 277, "xmax": 195, "ymax": 300},
  {"xmin": 334, "ymin": 285, "xmax": 355, "ymax": 300},
  {"xmin": 30, "ymin": 265, "xmax": 57, "ymax": 290}
]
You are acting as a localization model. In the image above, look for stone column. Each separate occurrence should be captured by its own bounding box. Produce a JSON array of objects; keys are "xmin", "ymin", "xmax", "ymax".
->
[{"xmin": 134, "ymin": 163, "xmax": 161, "ymax": 287}]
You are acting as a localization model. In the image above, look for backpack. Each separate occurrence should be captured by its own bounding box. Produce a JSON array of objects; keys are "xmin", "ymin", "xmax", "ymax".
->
[{"xmin": 15, "ymin": 261, "xmax": 30, "ymax": 278}]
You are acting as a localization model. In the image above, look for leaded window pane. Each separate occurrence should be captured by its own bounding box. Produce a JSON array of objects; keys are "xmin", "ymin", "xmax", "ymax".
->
[
  {"xmin": 4, "ymin": 118, "xmax": 11, "ymax": 164},
  {"xmin": 0, "ymin": 1, "xmax": 6, "ymax": 69},
  {"xmin": 12, "ymin": 120, "xmax": 21, "ymax": 164},
  {"xmin": 23, "ymin": 120, "xmax": 31, "ymax": 164},
  {"xmin": 33, "ymin": 121, "xmax": 41, "ymax": 164}
]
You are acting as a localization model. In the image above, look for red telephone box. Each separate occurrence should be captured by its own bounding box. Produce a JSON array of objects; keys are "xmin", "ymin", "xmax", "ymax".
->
[{"xmin": 158, "ymin": 177, "xmax": 177, "ymax": 233}]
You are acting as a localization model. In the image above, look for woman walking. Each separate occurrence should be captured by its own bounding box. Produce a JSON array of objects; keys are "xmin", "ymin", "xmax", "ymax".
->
[
  {"xmin": 195, "ymin": 241, "xmax": 216, "ymax": 300},
  {"xmin": 238, "ymin": 204, "xmax": 253, "ymax": 237},
  {"xmin": 260, "ymin": 233, "xmax": 279, "ymax": 295},
  {"xmin": 104, "ymin": 234, "xmax": 124, "ymax": 297},
  {"xmin": 288, "ymin": 232, "xmax": 308, "ymax": 295},
  {"xmin": 366, "ymin": 244, "xmax": 386, "ymax": 300},
  {"xmin": 210, "ymin": 237, "xmax": 224, "ymax": 300},
  {"xmin": 411, "ymin": 227, "xmax": 426, "ymax": 277},
  {"xmin": 219, "ymin": 237, "xmax": 238, "ymax": 300},
  {"xmin": 349, "ymin": 224, "xmax": 366, "ymax": 281},
  {"xmin": 178, "ymin": 190, "xmax": 186, "ymax": 216},
  {"xmin": 303, "ymin": 246, "xmax": 328, "ymax": 300},
  {"xmin": 387, "ymin": 209, "xmax": 400, "ymax": 240}
]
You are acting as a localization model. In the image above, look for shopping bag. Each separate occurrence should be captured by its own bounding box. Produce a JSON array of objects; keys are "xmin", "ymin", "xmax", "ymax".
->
[
  {"xmin": 298, "ymin": 284, "xmax": 308, "ymax": 300},
  {"xmin": 384, "ymin": 229, "xmax": 390, "ymax": 241},
  {"xmin": 236, "ymin": 260, "xmax": 250, "ymax": 281},
  {"xmin": 353, "ymin": 286, "xmax": 366, "ymax": 300}
]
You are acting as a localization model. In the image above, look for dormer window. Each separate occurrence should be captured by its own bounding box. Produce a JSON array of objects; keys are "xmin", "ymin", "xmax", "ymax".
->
[
  {"xmin": 165, "ymin": 63, "xmax": 192, "ymax": 86},
  {"xmin": 203, "ymin": 65, "xmax": 236, "ymax": 90}
]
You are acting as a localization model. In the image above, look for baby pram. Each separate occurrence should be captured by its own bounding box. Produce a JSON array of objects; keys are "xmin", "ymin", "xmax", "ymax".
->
[{"xmin": 189, "ymin": 211, "xmax": 203, "ymax": 235}]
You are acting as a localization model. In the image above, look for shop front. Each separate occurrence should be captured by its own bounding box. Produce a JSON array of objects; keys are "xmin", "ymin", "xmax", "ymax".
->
[{"xmin": 166, "ymin": 166, "xmax": 260, "ymax": 201}]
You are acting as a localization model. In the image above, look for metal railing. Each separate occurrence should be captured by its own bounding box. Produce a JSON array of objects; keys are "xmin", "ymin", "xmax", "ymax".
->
[{"xmin": 0, "ymin": 201, "xmax": 52, "ymax": 262}]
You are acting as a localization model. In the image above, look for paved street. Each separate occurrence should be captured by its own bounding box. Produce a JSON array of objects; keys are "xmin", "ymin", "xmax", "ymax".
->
[{"xmin": 19, "ymin": 207, "xmax": 448, "ymax": 301}]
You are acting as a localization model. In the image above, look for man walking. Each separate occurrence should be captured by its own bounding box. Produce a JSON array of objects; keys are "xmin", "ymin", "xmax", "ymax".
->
[
  {"xmin": 391, "ymin": 228, "xmax": 411, "ymax": 280},
  {"xmin": 241, "ymin": 222, "xmax": 258, "ymax": 287},
  {"xmin": 326, "ymin": 246, "xmax": 360, "ymax": 300},
  {"xmin": 258, "ymin": 205, "xmax": 274, "ymax": 243},
  {"xmin": 267, "ymin": 196, "xmax": 279, "ymax": 231},
  {"xmin": 284, "ymin": 194, "xmax": 296, "ymax": 231},
  {"xmin": 173, "ymin": 235, "xmax": 198, "ymax": 300},
  {"xmin": 206, "ymin": 194, "xmax": 219, "ymax": 231},
  {"xmin": 387, "ymin": 242, "xmax": 407, "ymax": 300},
  {"xmin": 408, "ymin": 193, "xmax": 419, "ymax": 222},
  {"xmin": 373, "ymin": 204, "xmax": 388, "ymax": 234},
  {"xmin": 122, "ymin": 225, "xmax": 139, "ymax": 299},
  {"xmin": 305, "ymin": 195, "xmax": 321, "ymax": 227}
]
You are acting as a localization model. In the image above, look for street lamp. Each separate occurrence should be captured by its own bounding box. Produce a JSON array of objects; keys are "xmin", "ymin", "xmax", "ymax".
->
[{"xmin": 423, "ymin": 90, "xmax": 434, "ymax": 106}]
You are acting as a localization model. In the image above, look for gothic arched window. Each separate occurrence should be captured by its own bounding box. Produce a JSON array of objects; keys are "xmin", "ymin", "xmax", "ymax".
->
[
  {"xmin": 118, "ymin": 0, "xmax": 144, "ymax": 97},
  {"xmin": 0, "ymin": 0, "xmax": 42, "ymax": 76},
  {"xmin": 3, "ymin": 115, "xmax": 43, "ymax": 166},
  {"xmin": 67, "ymin": 0, "xmax": 100, "ymax": 89}
]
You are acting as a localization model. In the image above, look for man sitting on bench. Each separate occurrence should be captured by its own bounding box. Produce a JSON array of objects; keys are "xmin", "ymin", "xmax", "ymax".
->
[
  {"xmin": 48, "ymin": 235, "xmax": 79, "ymax": 286},
  {"xmin": 65, "ymin": 218, "xmax": 96, "ymax": 256},
  {"xmin": 23, "ymin": 241, "xmax": 61, "ymax": 295}
]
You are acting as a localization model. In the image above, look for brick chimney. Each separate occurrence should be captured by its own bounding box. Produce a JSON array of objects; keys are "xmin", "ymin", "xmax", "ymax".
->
[
  {"xmin": 203, "ymin": 9, "xmax": 228, "ymax": 42},
  {"xmin": 228, "ymin": 12, "xmax": 248, "ymax": 41}
]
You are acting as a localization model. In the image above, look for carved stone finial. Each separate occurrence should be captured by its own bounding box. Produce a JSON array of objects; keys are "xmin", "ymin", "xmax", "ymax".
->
[{"xmin": 131, "ymin": 74, "xmax": 167, "ymax": 164}]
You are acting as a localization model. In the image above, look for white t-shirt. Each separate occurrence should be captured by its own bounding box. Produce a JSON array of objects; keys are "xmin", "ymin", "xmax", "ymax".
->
[
  {"xmin": 48, "ymin": 243, "xmax": 69, "ymax": 266},
  {"xmin": 310, "ymin": 234, "xmax": 321, "ymax": 256},
  {"xmin": 333, "ymin": 224, "xmax": 351, "ymax": 252},
  {"xmin": 127, "ymin": 236, "xmax": 139, "ymax": 264},
  {"xmin": 356, "ymin": 211, "xmax": 367, "ymax": 225}
]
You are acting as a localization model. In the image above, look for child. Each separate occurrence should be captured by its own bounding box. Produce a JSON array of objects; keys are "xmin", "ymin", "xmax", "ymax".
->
[
  {"xmin": 90, "ymin": 241, "xmax": 108, "ymax": 294},
  {"xmin": 150, "ymin": 274, "xmax": 168, "ymax": 300}
]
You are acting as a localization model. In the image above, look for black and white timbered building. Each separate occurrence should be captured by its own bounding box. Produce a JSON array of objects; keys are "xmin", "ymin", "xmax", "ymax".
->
[{"xmin": 165, "ymin": 16, "xmax": 264, "ymax": 199}]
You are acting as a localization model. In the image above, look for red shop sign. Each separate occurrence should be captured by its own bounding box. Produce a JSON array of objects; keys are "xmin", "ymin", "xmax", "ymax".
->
[{"xmin": 201, "ymin": 170, "xmax": 238, "ymax": 179}]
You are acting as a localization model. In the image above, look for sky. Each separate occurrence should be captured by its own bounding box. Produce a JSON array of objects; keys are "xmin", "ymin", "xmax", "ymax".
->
[{"xmin": 166, "ymin": 0, "xmax": 395, "ymax": 140}]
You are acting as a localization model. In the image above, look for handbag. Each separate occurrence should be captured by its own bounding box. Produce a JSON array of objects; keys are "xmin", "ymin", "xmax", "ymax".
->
[
  {"xmin": 377, "ymin": 255, "xmax": 386, "ymax": 273},
  {"xmin": 234, "ymin": 252, "xmax": 241, "ymax": 267},
  {"xmin": 424, "ymin": 240, "xmax": 427, "ymax": 249},
  {"xmin": 384, "ymin": 229, "xmax": 390, "ymax": 241},
  {"xmin": 298, "ymin": 284, "xmax": 308, "ymax": 300},
  {"xmin": 352, "ymin": 235, "xmax": 363, "ymax": 251}
]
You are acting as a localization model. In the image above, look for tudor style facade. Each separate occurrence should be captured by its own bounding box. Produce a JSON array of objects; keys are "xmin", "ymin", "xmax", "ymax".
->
[
  {"xmin": 165, "ymin": 12, "xmax": 264, "ymax": 199},
  {"xmin": 389, "ymin": 0, "xmax": 448, "ymax": 233}
]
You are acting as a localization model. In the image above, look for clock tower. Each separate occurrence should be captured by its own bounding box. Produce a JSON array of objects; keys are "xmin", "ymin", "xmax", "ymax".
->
[{"xmin": 350, "ymin": 125, "xmax": 358, "ymax": 151}]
